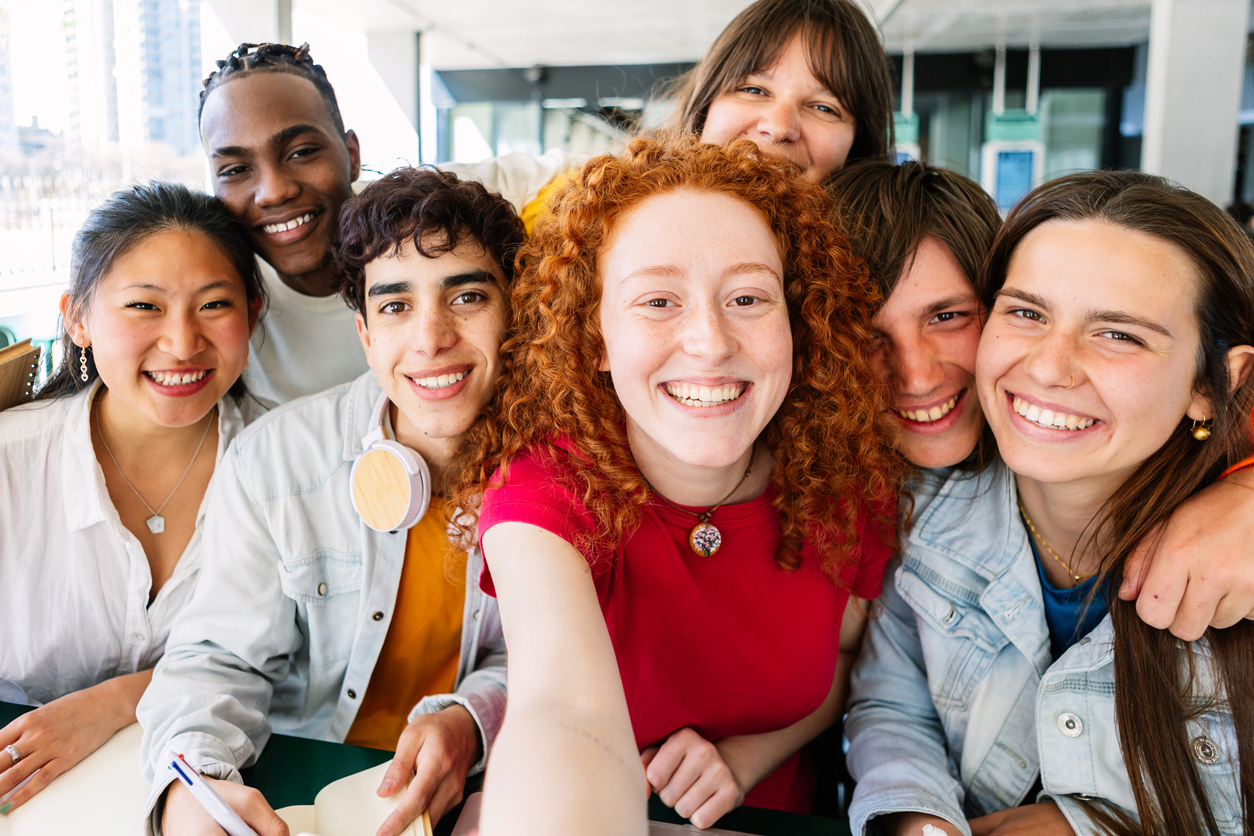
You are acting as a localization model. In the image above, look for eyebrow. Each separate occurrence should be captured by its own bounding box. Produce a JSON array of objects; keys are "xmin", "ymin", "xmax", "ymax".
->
[
  {"xmin": 117, "ymin": 280, "xmax": 236, "ymax": 294},
  {"xmin": 995, "ymin": 287, "xmax": 1174, "ymax": 339},
  {"xmin": 367, "ymin": 271, "xmax": 498, "ymax": 299},
  {"xmin": 211, "ymin": 123, "xmax": 326, "ymax": 158},
  {"xmin": 620, "ymin": 262, "xmax": 782, "ymax": 283},
  {"xmin": 367, "ymin": 281, "xmax": 411, "ymax": 298},
  {"xmin": 440, "ymin": 270, "xmax": 498, "ymax": 289},
  {"xmin": 921, "ymin": 294, "xmax": 979, "ymax": 318}
]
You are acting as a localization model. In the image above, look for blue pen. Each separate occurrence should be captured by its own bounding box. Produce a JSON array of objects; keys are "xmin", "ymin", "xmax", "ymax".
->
[{"xmin": 168, "ymin": 755, "xmax": 260, "ymax": 836}]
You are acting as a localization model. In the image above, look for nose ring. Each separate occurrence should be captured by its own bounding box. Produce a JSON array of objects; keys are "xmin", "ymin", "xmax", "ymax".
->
[{"xmin": 1064, "ymin": 375, "xmax": 1076, "ymax": 390}]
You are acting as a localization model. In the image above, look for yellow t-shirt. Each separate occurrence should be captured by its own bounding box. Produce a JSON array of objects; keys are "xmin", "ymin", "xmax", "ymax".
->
[
  {"xmin": 345, "ymin": 498, "xmax": 466, "ymax": 751},
  {"xmin": 520, "ymin": 171, "xmax": 576, "ymax": 236}
]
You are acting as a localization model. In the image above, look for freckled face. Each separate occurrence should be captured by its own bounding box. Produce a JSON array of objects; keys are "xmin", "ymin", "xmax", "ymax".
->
[
  {"xmin": 977, "ymin": 219, "xmax": 1209, "ymax": 491},
  {"xmin": 598, "ymin": 189, "xmax": 792, "ymax": 471},
  {"xmin": 700, "ymin": 34, "xmax": 856, "ymax": 183},
  {"xmin": 870, "ymin": 236, "xmax": 984, "ymax": 469},
  {"xmin": 355, "ymin": 239, "xmax": 507, "ymax": 450},
  {"xmin": 71, "ymin": 229, "xmax": 257, "ymax": 429}
]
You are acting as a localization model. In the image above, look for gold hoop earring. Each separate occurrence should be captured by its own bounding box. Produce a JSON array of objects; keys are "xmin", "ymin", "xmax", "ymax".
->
[
  {"xmin": 1064, "ymin": 375, "xmax": 1076, "ymax": 390},
  {"xmin": 1191, "ymin": 418, "xmax": 1213, "ymax": 441}
]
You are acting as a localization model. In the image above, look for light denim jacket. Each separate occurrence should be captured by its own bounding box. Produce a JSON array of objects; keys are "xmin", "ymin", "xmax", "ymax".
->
[
  {"xmin": 846, "ymin": 463, "xmax": 1243, "ymax": 836},
  {"xmin": 137, "ymin": 372, "xmax": 506, "ymax": 828}
]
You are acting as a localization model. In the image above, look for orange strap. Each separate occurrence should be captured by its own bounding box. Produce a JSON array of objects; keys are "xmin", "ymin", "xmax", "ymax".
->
[{"xmin": 1222, "ymin": 454, "xmax": 1254, "ymax": 479}]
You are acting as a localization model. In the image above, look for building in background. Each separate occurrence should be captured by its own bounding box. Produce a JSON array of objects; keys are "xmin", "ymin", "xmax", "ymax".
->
[
  {"xmin": 63, "ymin": 0, "xmax": 202, "ymax": 160},
  {"xmin": 0, "ymin": 9, "xmax": 18, "ymax": 158}
]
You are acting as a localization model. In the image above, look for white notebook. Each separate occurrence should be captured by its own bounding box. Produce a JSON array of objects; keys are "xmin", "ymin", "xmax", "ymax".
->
[
  {"xmin": 276, "ymin": 762, "xmax": 433, "ymax": 836},
  {"xmin": 0, "ymin": 723, "xmax": 149, "ymax": 836}
]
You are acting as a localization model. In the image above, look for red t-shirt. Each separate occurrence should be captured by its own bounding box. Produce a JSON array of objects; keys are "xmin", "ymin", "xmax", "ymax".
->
[{"xmin": 478, "ymin": 441, "xmax": 893, "ymax": 813}]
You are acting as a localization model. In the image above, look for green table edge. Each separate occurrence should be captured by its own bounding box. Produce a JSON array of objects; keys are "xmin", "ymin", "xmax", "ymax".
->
[{"xmin": 0, "ymin": 702, "xmax": 849, "ymax": 835}]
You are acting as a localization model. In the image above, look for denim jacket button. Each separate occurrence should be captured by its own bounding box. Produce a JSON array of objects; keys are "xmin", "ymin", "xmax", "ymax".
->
[
  {"xmin": 1078, "ymin": 636, "xmax": 1091, "ymax": 646},
  {"xmin": 1192, "ymin": 735, "xmax": 1220, "ymax": 765},
  {"xmin": 317, "ymin": 583, "xmax": 327, "ymax": 596},
  {"xmin": 942, "ymin": 605, "xmax": 957, "ymax": 625},
  {"xmin": 1058, "ymin": 712, "xmax": 1083, "ymax": 737}
]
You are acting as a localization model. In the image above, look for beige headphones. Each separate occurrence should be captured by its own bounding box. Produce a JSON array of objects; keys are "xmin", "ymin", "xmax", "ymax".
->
[{"xmin": 350, "ymin": 393, "xmax": 432, "ymax": 532}]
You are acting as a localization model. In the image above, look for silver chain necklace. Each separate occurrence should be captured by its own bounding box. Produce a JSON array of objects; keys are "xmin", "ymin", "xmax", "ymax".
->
[{"xmin": 95, "ymin": 404, "xmax": 214, "ymax": 534}]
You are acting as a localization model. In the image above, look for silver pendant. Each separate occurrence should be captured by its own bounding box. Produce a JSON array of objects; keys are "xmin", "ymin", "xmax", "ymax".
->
[
  {"xmin": 146, "ymin": 515, "xmax": 165, "ymax": 534},
  {"xmin": 689, "ymin": 523, "xmax": 722, "ymax": 557}
]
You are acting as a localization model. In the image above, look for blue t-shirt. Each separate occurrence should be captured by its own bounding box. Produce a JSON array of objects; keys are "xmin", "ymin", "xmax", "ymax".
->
[{"xmin": 1030, "ymin": 539, "xmax": 1109, "ymax": 659}]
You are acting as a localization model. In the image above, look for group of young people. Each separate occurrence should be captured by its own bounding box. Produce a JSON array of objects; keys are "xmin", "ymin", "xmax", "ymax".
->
[{"xmin": 2, "ymin": 1, "xmax": 1254, "ymax": 835}]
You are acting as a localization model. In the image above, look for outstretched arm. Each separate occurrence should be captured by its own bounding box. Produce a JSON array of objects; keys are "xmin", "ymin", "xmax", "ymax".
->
[
  {"xmin": 1120, "ymin": 466, "xmax": 1254, "ymax": 639},
  {"xmin": 479, "ymin": 522, "xmax": 648, "ymax": 836}
]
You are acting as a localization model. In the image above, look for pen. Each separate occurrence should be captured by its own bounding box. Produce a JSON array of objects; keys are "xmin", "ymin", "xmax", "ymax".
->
[{"xmin": 168, "ymin": 755, "xmax": 260, "ymax": 836}]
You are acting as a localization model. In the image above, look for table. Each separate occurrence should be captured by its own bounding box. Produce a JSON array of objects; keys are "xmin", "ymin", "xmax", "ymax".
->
[{"xmin": 0, "ymin": 703, "xmax": 850, "ymax": 835}]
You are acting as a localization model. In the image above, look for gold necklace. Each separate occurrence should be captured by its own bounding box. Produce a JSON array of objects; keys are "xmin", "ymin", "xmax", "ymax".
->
[
  {"xmin": 1017, "ymin": 501, "xmax": 1095, "ymax": 585},
  {"xmin": 648, "ymin": 447, "xmax": 754, "ymax": 557}
]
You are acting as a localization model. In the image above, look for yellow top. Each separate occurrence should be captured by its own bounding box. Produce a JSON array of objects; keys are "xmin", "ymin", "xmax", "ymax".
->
[
  {"xmin": 520, "ymin": 171, "xmax": 576, "ymax": 235},
  {"xmin": 345, "ymin": 498, "xmax": 466, "ymax": 751}
]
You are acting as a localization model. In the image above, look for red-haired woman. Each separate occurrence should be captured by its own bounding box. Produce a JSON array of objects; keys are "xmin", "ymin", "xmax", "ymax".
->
[{"xmin": 455, "ymin": 136, "xmax": 902, "ymax": 835}]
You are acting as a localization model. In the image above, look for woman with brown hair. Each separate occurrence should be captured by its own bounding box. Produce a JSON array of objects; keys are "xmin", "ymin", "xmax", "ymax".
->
[
  {"xmin": 830, "ymin": 158, "xmax": 1254, "ymax": 640},
  {"xmin": 456, "ymin": 135, "xmax": 901, "ymax": 835},
  {"xmin": 844, "ymin": 170, "xmax": 1254, "ymax": 836},
  {"xmin": 456, "ymin": 0, "xmax": 898, "ymax": 235},
  {"xmin": 668, "ymin": 0, "xmax": 895, "ymax": 182}
]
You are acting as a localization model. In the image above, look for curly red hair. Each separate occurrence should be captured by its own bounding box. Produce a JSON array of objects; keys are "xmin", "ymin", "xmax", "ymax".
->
[{"xmin": 455, "ymin": 135, "xmax": 902, "ymax": 575}]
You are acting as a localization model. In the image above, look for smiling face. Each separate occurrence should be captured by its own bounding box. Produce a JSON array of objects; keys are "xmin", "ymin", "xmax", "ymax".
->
[
  {"xmin": 598, "ymin": 189, "xmax": 792, "ymax": 479},
  {"xmin": 69, "ymin": 228, "xmax": 257, "ymax": 428},
  {"xmin": 871, "ymin": 236, "xmax": 985, "ymax": 469},
  {"xmin": 200, "ymin": 72, "xmax": 360, "ymax": 292},
  {"xmin": 355, "ymin": 238, "xmax": 507, "ymax": 463},
  {"xmin": 700, "ymin": 34, "xmax": 855, "ymax": 184},
  {"xmin": 977, "ymin": 218, "xmax": 1212, "ymax": 493}
]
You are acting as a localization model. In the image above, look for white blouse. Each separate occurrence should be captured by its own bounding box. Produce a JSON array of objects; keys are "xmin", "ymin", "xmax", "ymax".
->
[{"xmin": 0, "ymin": 382, "xmax": 265, "ymax": 706}]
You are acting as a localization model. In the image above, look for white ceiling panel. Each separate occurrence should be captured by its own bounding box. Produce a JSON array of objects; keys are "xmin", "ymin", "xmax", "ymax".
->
[{"xmin": 289, "ymin": 0, "xmax": 1162, "ymax": 70}]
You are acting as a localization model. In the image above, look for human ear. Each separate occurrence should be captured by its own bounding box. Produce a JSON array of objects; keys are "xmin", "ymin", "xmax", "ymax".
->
[
  {"xmin": 355, "ymin": 311, "xmax": 373, "ymax": 360},
  {"xmin": 60, "ymin": 292, "xmax": 90, "ymax": 348},
  {"xmin": 344, "ymin": 129, "xmax": 362, "ymax": 182},
  {"xmin": 1185, "ymin": 344, "xmax": 1254, "ymax": 421},
  {"xmin": 247, "ymin": 296, "xmax": 263, "ymax": 335},
  {"xmin": 1224, "ymin": 344, "xmax": 1254, "ymax": 393}
]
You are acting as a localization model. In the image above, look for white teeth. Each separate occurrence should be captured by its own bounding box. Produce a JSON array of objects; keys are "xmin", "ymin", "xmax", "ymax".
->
[
  {"xmin": 1012, "ymin": 395, "xmax": 1095, "ymax": 431},
  {"xmin": 896, "ymin": 394, "xmax": 959, "ymax": 423},
  {"xmin": 262, "ymin": 213, "xmax": 314, "ymax": 234},
  {"xmin": 664, "ymin": 382, "xmax": 746, "ymax": 407},
  {"xmin": 147, "ymin": 370, "xmax": 207, "ymax": 386},
  {"xmin": 414, "ymin": 371, "xmax": 466, "ymax": 390}
]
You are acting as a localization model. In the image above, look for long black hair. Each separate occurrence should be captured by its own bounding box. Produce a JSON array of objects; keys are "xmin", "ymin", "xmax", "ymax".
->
[{"xmin": 37, "ymin": 182, "xmax": 265, "ymax": 400}]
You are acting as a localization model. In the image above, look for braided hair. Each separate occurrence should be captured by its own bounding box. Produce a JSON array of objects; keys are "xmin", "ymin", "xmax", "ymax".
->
[{"xmin": 199, "ymin": 42, "xmax": 346, "ymax": 135}]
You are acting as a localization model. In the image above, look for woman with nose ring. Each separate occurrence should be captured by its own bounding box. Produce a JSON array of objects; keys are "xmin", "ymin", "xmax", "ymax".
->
[
  {"xmin": 829, "ymin": 158, "xmax": 1254, "ymax": 642},
  {"xmin": 844, "ymin": 170, "xmax": 1254, "ymax": 836},
  {"xmin": 0, "ymin": 183, "xmax": 265, "ymax": 813}
]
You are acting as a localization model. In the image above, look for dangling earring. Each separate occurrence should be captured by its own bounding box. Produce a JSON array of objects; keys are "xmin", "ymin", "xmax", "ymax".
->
[
  {"xmin": 1191, "ymin": 418, "xmax": 1213, "ymax": 441},
  {"xmin": 80, "ymin": 346, "xmax": 90, "ymax": 382}
]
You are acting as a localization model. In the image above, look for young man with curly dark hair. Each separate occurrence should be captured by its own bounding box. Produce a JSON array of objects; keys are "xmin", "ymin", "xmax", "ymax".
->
[{"xmin": 139, "ymin": 167, "xmax": 525, "ymax": 836}]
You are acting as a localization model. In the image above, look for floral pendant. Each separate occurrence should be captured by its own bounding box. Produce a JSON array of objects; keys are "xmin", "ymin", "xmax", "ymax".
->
[
  {"xmin": 689, "ymin": 522, "xmax": 722, "ymax": 557},
  {"xmin": 146, "ymin": 515, "xmax": 165, "ymax": 534}
]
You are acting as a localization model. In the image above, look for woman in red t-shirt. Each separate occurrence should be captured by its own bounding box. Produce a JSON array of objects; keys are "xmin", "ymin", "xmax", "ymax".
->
[{"xmin": 455, "ymin": 136, "xmax": 903, "ymax": 836}]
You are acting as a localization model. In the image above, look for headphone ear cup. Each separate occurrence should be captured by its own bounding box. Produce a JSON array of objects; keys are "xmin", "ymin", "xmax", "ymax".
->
[{"xmin": 350, "ymin": 442, "xmax": 432, "ymax": 531}]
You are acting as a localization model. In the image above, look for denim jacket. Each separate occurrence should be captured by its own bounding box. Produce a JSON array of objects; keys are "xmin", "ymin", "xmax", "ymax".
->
[
  {"xmin": 137, "ymin": 372, "xmax": 506, "ymax": 829},
  {"xmin": 846, "ymin": 463, "xmax": 1243, "ymax": 836}
]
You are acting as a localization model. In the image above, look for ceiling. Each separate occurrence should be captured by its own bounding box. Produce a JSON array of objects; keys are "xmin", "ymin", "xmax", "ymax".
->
[{"xmin": 224, "ymin": 0, "xmax": 1241, "ymax": 71}]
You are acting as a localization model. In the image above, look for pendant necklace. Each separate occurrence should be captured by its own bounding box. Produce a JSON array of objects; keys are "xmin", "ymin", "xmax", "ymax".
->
[
  {"xmin": 96, "ymin": 406, "xmax": 214, "ymax": 535},
  {"xmin": 647, "ymin": 446, "xmax": 755, "ymax": 557},
  {"xmin": 1017, "ymin": 500, "xmax": 1095, "ymax": 585}
]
